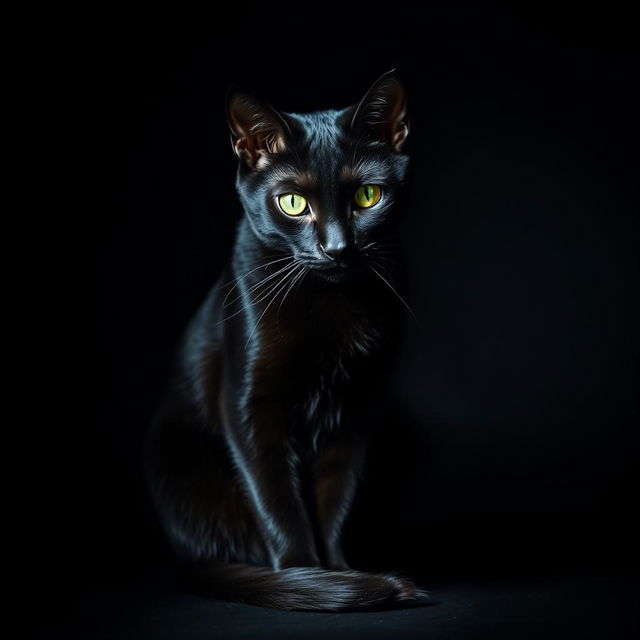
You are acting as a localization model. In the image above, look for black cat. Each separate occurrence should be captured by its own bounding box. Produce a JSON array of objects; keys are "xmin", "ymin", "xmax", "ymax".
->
[{"xmin": 144, "ymin": 71, "xmax": 424, "ymax": 611}]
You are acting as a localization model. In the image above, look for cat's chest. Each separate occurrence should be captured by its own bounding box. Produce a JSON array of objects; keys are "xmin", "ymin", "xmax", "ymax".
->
[
  {"xmin": 300, "ymin": 293, "xmax": 384, "ymax": 365},
  {"xmin": 286, "ymin": 298, "xmax": 385, "ymax": 447}
]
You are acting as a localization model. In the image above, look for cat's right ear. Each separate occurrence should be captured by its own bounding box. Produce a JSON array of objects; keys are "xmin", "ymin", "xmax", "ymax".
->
[
  {"xmin": 346, "ymin": 70, "xmax": 409, "ymax": 153},
  {"xmin": 226, "ymin": 93, "xmax": 290, "ymax": 170}
]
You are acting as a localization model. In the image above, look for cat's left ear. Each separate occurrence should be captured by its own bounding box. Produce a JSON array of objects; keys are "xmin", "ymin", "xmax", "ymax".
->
[
  {"xmin": 227, "ymin": 93, "xmax": 291, "ymax": 170},
  {"xmin": 347, "ymin": 70, "xmax": 409, "ymax": 153}
]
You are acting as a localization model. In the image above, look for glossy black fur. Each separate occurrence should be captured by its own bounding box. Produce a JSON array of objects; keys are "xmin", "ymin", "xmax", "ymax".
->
[{"xmin": 144, "ymin": 72, "xmax": 425, "ymax": 611}]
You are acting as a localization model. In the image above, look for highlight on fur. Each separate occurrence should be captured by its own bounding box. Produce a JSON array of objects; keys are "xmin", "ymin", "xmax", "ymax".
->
[
  {"xmin": 144, "ymin": 71, "xmax": 424, "ymax": 612},
  {"xmin": 187, "ymin": 560, "xmax": 429, "ymax": 612}
]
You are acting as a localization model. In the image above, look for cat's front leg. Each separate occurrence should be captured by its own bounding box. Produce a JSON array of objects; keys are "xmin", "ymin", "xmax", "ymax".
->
[
  {"xmin": 221, "ymin": 393, "xmax": 321, "ymax": 570},
  {"xmin": 312, "ymin": 430, "xmax": 368, "ymax": 570}
]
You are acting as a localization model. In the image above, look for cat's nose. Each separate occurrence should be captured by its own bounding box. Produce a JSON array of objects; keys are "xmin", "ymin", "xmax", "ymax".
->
[{"xmin": 320, "ymin": 240, "xmax": 348, "ymax": 262}]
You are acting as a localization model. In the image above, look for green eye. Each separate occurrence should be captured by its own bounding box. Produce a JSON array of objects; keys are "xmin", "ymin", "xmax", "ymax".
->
[
  {"xmin": 354, "ymin": 184, "xmax": 382, "ymax": 208},
  {"xmin": 278, "ymin": 193, "xmax": 307, "ymax": 216}
]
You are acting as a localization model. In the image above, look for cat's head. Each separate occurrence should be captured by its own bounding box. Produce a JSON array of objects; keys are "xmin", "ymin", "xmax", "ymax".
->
[{"xmin": 227, "ymin": 71, "xmax": 409, "ymax": 282}]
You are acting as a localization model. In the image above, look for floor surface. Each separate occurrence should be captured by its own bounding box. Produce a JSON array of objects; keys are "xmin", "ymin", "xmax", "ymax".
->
[{"xmin": 43, "ymin": 574, "xmax": 638, "ymax": 639}]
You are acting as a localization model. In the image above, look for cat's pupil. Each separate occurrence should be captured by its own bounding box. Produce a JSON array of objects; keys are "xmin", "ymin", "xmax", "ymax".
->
[{"xmin": 290, "ymin": 195, "xmax": 295, "ymax": 208}]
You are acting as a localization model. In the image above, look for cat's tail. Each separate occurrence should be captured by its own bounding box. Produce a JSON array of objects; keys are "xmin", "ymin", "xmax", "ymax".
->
[{"xmin": 184, "ymin": 559, "xmax": 428, "ymax": 612}]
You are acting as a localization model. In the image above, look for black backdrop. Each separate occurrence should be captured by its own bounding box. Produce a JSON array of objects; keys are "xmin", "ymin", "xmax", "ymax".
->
[{"xmin": 80, "ymin": 11, "xmax": 638, "ymax": 593}]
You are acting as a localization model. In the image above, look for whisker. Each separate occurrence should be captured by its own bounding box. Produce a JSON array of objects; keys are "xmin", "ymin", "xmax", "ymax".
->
[
  {"xmin": 276, "ymin": 265, "xmax": 307, "ymax": 332},
  {"xmin": 376, "ymin": 255, "xmax": 402, "ymax": 268},
  {"xmin": 223, "ymin": 257, "xmax": 296, "ymax": 309},
  {"xmin": 220, "ymin": 255, "xmax": 294, "ymax": 309},
  {"xmin": 371, "ymin": 256, "xmax": 393, "ymax": 278},
  {"xmin": 245, "ymin": 262, "xmax": 301, "ymax": 308},
  {"xmin": 217, "ymin": 262, "xmax": 299, "ymax": 325},
  {"xmin": 291, "ymin": 265, "xmax": 308, "ymax": 306},
  {"xmin": 219, "ymin": 254, "xmax": 291, "ymax": 290},
  {"xmin": 244, "ymin": 264, "xmax": 303, "ymax": 351},
  {"xmin": 361, "ymin": 241, "xmax": 399, "ymax": 254},
  {"xmin": 362, "ymin": 251, "xmax": 402, "ymax": 272},
  {"xmin": 369, "ymin": 264, "xmax": 417, "ymax": 322}
]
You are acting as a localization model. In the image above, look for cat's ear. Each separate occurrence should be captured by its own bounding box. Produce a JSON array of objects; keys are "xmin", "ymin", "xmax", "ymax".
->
[
  {"xmin": 347, "ymin": 70, "xmax": 409, "ymax": 152},
  {"xmin": 227, "ymin": 93, "xmax": 290, "ymax": 170}
]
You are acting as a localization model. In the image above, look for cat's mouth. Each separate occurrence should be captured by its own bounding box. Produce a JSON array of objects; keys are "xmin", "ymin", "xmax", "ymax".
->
[{"xmin": 306, "ymin": 260, "xmax": 364, "ymax": 283}]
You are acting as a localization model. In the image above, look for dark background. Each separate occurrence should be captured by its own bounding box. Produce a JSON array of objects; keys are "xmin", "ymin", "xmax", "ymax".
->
[{"xmin": 51, "ymin": 7, "xmax": 639, "ymax": 636}]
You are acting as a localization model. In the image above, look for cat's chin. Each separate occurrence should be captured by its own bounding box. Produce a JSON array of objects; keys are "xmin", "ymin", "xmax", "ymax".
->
[{"xmin": 308, "ymin": 265, "xmax": 362, "ymax": 284}]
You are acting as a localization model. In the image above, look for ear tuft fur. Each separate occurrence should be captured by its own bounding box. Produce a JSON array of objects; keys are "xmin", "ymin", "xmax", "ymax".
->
[
  {"xmin": 349, "ymin": 70, "xmax": 409, "ymax": 152},
  {"xmin": 227, "ymin": 93, "xmax": 289, "ymax": 169}
]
